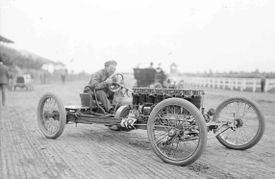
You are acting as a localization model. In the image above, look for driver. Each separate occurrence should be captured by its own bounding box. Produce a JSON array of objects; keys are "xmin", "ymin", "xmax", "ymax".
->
[{"xmin": 86, "ymin": 60, "xmax": 117, "ymax": 113}]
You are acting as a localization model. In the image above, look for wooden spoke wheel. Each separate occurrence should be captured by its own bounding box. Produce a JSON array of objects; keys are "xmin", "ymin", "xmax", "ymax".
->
[{"xmin": 37, "ymin": 93, "xmax": 66, "ymax": 139}]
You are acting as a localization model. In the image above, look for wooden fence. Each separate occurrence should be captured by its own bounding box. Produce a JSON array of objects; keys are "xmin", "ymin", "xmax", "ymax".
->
[{"xmin": 178, "ymin": 77, "xmax": 275, "ymax": 92}]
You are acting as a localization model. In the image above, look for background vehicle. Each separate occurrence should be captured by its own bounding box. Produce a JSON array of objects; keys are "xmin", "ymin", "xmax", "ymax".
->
[{"xmin": 14, "ymin": 74, "xmax": 34, "ymax": 90}]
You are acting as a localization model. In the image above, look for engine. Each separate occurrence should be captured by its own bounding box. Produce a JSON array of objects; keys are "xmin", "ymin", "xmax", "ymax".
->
[{"xmin": 132, "ymin": 87, "xmax": 204, "ymax": 112}]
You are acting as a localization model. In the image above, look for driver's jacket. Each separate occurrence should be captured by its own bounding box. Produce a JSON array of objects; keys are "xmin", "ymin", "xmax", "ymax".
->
[{"xmin": 88, "ymin": 69, "xmax": 111, "ymax": 91}]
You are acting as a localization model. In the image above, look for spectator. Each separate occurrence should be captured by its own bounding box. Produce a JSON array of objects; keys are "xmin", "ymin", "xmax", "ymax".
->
[
  {"xmin": 0, "ymin": 57, "xmax": 10, "ymax": 106},
  {"xmin": 61, "ymin": 74, "xmax": 65, "ymax": 84},
  {"xmin": 260, "ymin": 76, "xmax": 266, "ymax": 92},
  {"xmin": 61, "ymin": 69, "xmax": 68, "ymax": 84},
  {"xmin": 155, "ymin": 64, "xmax": 166, "ymax": 86},
  {"xmin": 149, "ymin": 62, "xmax": 154, "ymax": 68}
]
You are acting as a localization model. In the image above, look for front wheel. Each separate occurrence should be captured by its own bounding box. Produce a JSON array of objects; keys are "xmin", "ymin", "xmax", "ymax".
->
[
  {"xmin": 37, "ymin": 93, "xmax": 66, "ymax": 139},
  {"xmin": 213, "ymin": 97, "xmax": 265, "ymax": 150},
  {"xmin": 147, "ymin": 98, "xmax": 207, "ymax": 166}
]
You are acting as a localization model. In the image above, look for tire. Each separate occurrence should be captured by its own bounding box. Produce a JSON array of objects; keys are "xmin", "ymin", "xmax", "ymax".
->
[
  {"xmin": 213, "ymin": 97, "xmax": 265, "ymax": 150},
  {"xmin": 114, "ymin": 105, "xmax": 131, "ymax": 119},
  {"xmin": 37, "ymin": 93, "xmax": 66, "ymax": 139},
  {"xmin": 147, "ymin": 98, "xmax": 207, "ymax": 166}
]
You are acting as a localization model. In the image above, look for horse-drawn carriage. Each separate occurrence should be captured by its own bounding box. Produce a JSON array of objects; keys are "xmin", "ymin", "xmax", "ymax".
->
[{"xmin": 37, "ymin": 73, "xmax": 265, "ymax": 166}]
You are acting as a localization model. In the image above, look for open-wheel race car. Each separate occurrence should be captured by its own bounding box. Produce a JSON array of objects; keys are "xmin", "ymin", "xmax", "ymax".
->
[{"xmin": 37, "ymin": 73, "xmax": 265, "ymax": 166}]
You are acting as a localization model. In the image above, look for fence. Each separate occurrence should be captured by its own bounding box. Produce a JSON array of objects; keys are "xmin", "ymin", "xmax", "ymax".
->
[{"xmin": 178, "ymin": 77, "xmax": 275, "ymax": 92}]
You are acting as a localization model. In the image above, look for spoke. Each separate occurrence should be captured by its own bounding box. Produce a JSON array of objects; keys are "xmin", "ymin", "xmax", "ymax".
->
[
  {"xmin": 156, "ymin": 133, "xmax": 168, "ymax": 144},
  {"xmin": 158, "ymin": 112, "xmax": 172, "ymax": 127},
  {"xmin": 182, "ymin": 141, "xmax": 194, "ymax": 155},
  {"xmin": 236, "ymin": 102, "xmax": 240, "ymax": 117},
  {"xmin": 222, "ymin": 129, "xmax": 231, "ymax": 141},
  {"xmin": 218, "ymin": 115, "xmax": 234, "ymax": 121},
  {"xmin": 233, "ymin": 130, "xmax": 241, "ymax": 144},
  {"xmin": 216, "ymin": 126, "xmax": 231, "ymax": 136},
  {"xmin": 242, "ymin": 114, "xmax": 253, "ymax": 123},
  {"xmin": 155, "ymin": 131, "xmax": 168, "ymax": 140},
  {"xmin": 238, "ymin": 129, "xmax": 250, "ymax": 143},
  {"xmin": 157, "ymin": 113, "xmax": 164, "ymax": 120},
  {"xmin": 228, "ymin": 129, "xmax": 239, "ymax": 144},
  {"xmin": 155, "ymin": 119, "xmax": 168, "ymax": 126},
  {"xmin": 158, "ymin": 114, "xmax": 169, "ymax": 127},
  {"xmin": 241, "ymin": 104, "xmax": 252, "ymax": 119},
  {"xmin": 175, "ymin": 138, "xmax": 180, "ymax": 152},
  {"xmin": 166, "ymin": 118, "xmax": 174, "ymax": 127},
  {"xmin": 167, "ymin": 137, "xmax": 177, "ymax": 156}
]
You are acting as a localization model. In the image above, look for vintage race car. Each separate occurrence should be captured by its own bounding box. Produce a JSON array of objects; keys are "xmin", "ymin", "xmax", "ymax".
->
[{"xmin": 37, "ymin": 73, "xmax": 265, "ymax": 166}]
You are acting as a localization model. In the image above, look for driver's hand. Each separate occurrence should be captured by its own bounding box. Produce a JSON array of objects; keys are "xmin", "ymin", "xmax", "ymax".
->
[{"xmin": 105, "ymin": 78, "xmax": 113, "ymax": 84}]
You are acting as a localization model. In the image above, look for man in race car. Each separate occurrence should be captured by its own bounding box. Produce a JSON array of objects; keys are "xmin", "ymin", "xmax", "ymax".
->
[{"xmin": 86, "ymin": 60, "xmax": 117, "ymax": 113}]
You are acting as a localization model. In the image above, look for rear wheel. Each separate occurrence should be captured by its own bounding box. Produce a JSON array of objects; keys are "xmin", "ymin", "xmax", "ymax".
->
[
  {"xmin": 147, "ymin": 98, "xmax": 207, "ymax": 166},
  {"xmin": 37, "ymin": 93, "xmax": 66, "ymax": 139},
  {"xmin": 213, "ymin": 97, "xmax": 265, "ymax": 150}
]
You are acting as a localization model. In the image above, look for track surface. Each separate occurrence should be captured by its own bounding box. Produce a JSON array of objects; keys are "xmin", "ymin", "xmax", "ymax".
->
[{"xmin": 1, "ymin": 80, "xmax": 275, "ymax": 178}]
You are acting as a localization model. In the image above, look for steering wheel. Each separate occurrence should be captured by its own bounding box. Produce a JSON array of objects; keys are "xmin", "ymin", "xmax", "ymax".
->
[
  {"xmin": 108, "ymin": 73, "xmax": 125, "ymax": 93},
  {"xmin": 83, "ymin": 85, "xmax": 93, "ymax": 93}
]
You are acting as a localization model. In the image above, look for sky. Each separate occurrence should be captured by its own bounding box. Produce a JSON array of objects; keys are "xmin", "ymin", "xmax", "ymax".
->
[{"xmin": 1, "ymin": 0, "xmax": 275, "ymax": 73}]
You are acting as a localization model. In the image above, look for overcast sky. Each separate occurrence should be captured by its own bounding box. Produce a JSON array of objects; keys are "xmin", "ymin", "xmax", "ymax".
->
[{"xmin": 1, "ymin": 0, "xmax": 275, "ymax": 73}]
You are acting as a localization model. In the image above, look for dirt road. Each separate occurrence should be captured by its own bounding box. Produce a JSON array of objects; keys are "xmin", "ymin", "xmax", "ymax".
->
[{"xmin": 1, "ymin": 80, "xmax": 275, "ymax": 178}]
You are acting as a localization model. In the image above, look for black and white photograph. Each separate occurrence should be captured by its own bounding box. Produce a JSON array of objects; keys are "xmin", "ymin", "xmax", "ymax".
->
[{"xmin": 0, "ymin": 0, "xmax": 275, "ymax": 178}]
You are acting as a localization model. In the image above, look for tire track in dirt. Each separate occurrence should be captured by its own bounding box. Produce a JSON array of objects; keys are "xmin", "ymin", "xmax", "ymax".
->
[
  {"xmin": 2, "ymin": 107, "xmax": 57, "ymax": 178},
  {"xmin": 53, "ymin": 126, "xmax": 170, "ymax": 178},
  {"xmin": 75, "ymin": 126, "xmax": 186, "ymax": 178},
  {"xmin": 87, "ymin": 130, "xmax": 174, "ymax": 178},
  {"xmin": 61, "ymin": 125, "xmax": 235, "ymax": 178},
  {"xmin": 93, "ymin": 131, "xmax": 188, "ymax": 178},
  {"xmin": 12, "ymin": 108, "xmax": 48, "ymax": 178},
  {"xmin": 197, "ymin": 137, "xmax": 275, "ymax": 178},
  {"xmin": 9, "ymin": 120, "xmax": 33, "ymax": 178},
  {"xmin": 21, "ymin": 106, "xmax": 118, "ymax": 178},
  {"xmin": 19, "ymin": 110, "xmax": 84, "ymax": 178},
  {"xmin": 105, "ymin": 130, "xmax": 237, "ymax": 178},
  {"xmin": 24, "ymin": 130, "xmax": 92, "ymax": 179},
  {"xmin": 2, "ymin": 115, "xmax": 28, "ymax": 178},
  {"xmin": 2, "ymin": 106, "xmax": 81, "ymax": 178}
]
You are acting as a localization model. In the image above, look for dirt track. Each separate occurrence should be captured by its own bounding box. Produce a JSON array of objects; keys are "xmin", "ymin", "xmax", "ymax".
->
[{"xmin": 1, "ymin": 80, "xmax": 275, "ymax": 178}]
